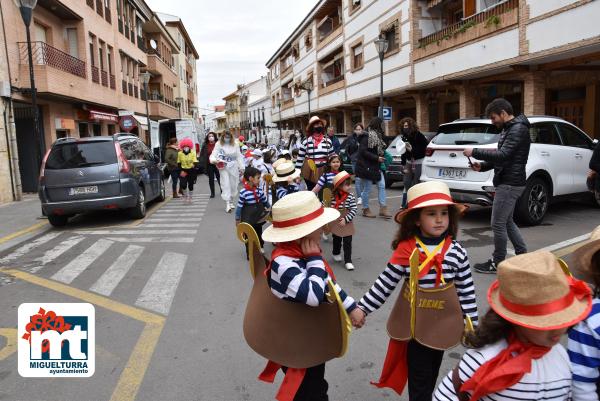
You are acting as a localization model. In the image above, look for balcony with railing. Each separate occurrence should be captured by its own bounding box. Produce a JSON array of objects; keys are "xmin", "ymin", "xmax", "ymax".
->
[
  {"xmin": 109, "ymin": 74, "xmax": 116, "ymax": 89},
  {"xmin": 148, "ymin": 93, "xmax": 179, "ymax": 119},
  {"xmin": 414, "ymin": 0, "xmax": 519, "ymax": 59},
  {"xmin": 316, "ymin": 2, "xmax": 343, "ymax": 50},
  {"xmin": 101, "ymin": 70, "xmax": 108, "ymax": 87},
  {"xmin": 18, "ymin": 41, "xmax": 86, "ymax": 79},
  {"xmin": 91, "ymin": 65, "xmax": 99, "ymax": 83},
  {"xmin": 146, "ymin": 53, "xmax": 177, "ymax": 79}
]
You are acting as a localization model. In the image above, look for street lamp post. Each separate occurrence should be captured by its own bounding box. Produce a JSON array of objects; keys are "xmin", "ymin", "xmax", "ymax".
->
[
  {"xmin": 140, "ymin": 71, "xmax": 151, "ymax": 138},
  {"xmin": 14, "ymin": 0, "xmax": 42, "ymax": 167},
  {"xmin": 301, "ymin": 79, "xmax": 313, "ymax": 118},
  {"xmin": 175, "ymin": 96, "xmax": 184, "ymax": 118},
  {"xmin": 374, "ymin": 36, "xmax": 389, "ymax": 119}
]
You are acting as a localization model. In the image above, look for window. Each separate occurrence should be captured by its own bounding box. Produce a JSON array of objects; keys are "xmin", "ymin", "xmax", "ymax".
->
[
  {"xmin": 557, "ymin": 123, "xmax": 592, "ymax": 149},
  {"xmin": 107, "ymin": 46, "xmax": 113, "ymax": 74},
  {"xmin": 350, "ymin": 0, "xmax": 361, "ymax": 14},
  {"xmin": 530, "ymin": 123, "xmax": 561, "ymax": 145},
  {"xmin": 92, "ymin": 124, "xmax": 101, "ymax": 136},
  {"xmin": 379, "ymin": 14, "xmax": 401, "ymax": 57},
  {"xmin": 98, "ymin": 41, "xmax": 105, "ymax": 70},
  {"xmin": 351, "ymin": 41, "xmax": 363, "ymax": 71},
  {"xmin": 292, "ymin": 43, "xmax": 300, "ymax": 62},
  {"xmin": 317, "ymin": 8, "xmax": 342, "ymax": 41},
  {"xmin": 88, "ymin": 34, "xmax": 96, "ymax": 66},
  {"xmin": 66, "ymin": 28, "xmax": 78, "ymax": 58},
  {"xmin": 320, "ymin": 50, "xmax": 344, "ymax": 87},
  {"xmin": 305, "ymin": 30, "xmax": 313, "ymax": 50}
]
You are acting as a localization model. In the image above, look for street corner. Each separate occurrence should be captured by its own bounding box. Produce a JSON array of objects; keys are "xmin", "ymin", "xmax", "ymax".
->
[{"xmin": 0, "ymin": 268, "xmax": 165, "ymax": 401}]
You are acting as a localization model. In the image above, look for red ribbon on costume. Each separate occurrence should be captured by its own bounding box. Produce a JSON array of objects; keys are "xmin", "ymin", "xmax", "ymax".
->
[
  {"xmin": 371, "ymin": 339, "xmax": 409, "ymax": 395},
  {"xmin": 460, "ymin": 334, "xmax": 551, "ymax": 401},
  {"xmin": 388, "ymin": 237, "xmax": 453, "ymax": 288},
  {"xmin": 333, "ymin": 191, "xmax": 348, "ymax": 210},
  {"xmin": 267, "ymin": 241, "xmax": 336, "ymax": 281},
  {"xmin": 312, "ymin": 134, "xmax": 324, "ymax": 147},
  {"xmin": 497, "ymin": 276, "xmax": 591, "ymax": 316},
  {"xmin": 243, "ymin": 179, "xmax": 260, "ymax": 203},
  {"xmin": 407, "ymin": 192, "xmax": 454, "ymax": 209},
  {"xmin": 259, "ymin": 361, "xmax": 306, "ymax": 401},
  {"xmin": 272, "ymin": 207, "xmax": 325, "ymax": 229}
]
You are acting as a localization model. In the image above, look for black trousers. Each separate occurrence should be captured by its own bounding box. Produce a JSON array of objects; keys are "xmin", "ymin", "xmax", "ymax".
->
[
  {"xmin": 169, "ymin": 169, "xmax": 180, "ymax": 192},
  {"xmin": 407, "ymin": 340, "xmax": 444, "ymax": 401},
  {"xmin": 207, "ymin": 164, "xmax": 221, "ymax": 196},
  {"xmin": 179, "ymin": 170, "xmax": 195, "ymax": 191},
  {"xmin": 332, "ymin": 235, "xmax": 352, "ymax": 263},
  {"xmin": 244, "ymin": 223, "xmax": 264, "ymax": 260},
  {"xmin": 305, "ymin": 180, "xmax": 316, "ymax": 191},
  {"xmin": 282, "ymin": 364, "xmax": 328, "ymax": 401}
]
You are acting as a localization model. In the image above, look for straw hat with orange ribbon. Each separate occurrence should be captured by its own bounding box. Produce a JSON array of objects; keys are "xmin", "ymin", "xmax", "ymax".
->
[
  {"xmin": 394, "ymin": 181, "xmax": 468, "ymax": 224},
  {"xmin": 262, "ymin": 191, "xmax": 340, "ymax": 243},
  {"xmin": 572, "ymin": 225, "xmax": 600, "ymax": 284},
  {"xmin": 488, "ymin": 250, "xmax": 592, "ymax": 330},
  {"xmin": 333, "ymin": 171, "xmax": 352, "ymax": 191}
]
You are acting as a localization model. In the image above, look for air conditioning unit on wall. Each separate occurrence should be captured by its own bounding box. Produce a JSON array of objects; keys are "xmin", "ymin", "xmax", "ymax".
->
[{"xmin": 0, "ymin": 81, "xmax": 11, "ymax": 98}]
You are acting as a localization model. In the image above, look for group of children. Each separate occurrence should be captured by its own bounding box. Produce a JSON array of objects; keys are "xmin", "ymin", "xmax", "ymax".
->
[{"xmin": 235, "ymin": 162, "xmax": 600, "ymax": 400}]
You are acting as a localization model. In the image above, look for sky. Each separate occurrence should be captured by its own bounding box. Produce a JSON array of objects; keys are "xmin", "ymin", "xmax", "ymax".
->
[{"xmin": 145, "ymin": 0, "xmax": 316, "ymax": 114}]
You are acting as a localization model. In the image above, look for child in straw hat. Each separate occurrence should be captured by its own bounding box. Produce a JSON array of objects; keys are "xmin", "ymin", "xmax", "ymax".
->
[
  {"xmin": 568, "ymin": 225, "xmax": 600, "ymax": 401},
  {"xmin": 329, "ymin": 171, "xmax": 358, "ymax": 271},
  {"xmin": 354, "ymin": 181, "xmax": 479, "ymax": 401},
  {"xmin": 261, "ymin": 191, "xmax": 365, "ymax": 400},
  {"xmin": 434, "ymin": 250, "xmax": 592, "ymax": 401},
  {"xmin": 272, "ymin": 161, "xmax": 301, "ymax": 202}
]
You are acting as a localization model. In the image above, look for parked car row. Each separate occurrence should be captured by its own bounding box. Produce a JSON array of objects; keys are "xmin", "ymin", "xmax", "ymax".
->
[{"xmin": 39, "ymin": 134, "xmax": 166, "ymax": 227}]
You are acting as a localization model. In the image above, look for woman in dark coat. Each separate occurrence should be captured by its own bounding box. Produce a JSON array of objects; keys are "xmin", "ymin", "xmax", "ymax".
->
[
  {"xmin": 399, "ymin": 117, "xmax": 428, "ymax": 209},
  {"xmin": 355, "ymin": 117, "xmax": 391, "ymax": 219},
  {"xmin": 198, "ymin": 132, "xmax": 221, "ymax": 198}
]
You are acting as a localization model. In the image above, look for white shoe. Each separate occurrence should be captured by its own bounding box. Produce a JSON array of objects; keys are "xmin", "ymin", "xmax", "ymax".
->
[
  {"xmin": 322, "ymin": 233, "xmax": 329, "ymax": 242},
  {"xmin": 225, "ymin": 202, "xmax": 231, "ymax": 213},
  {"xmin": 333, "ymin": 254, "xmax": 342, "ymax": 262},
  {"xmin": 345, "ymin": 263, "xmax": 355, "ymax": 271},
  {"xmin": 357, "ymin": 198, "xmax": 362, "ymax": 206}
]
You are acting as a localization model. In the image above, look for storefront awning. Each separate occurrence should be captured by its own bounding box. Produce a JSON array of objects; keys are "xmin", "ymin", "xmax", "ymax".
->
[
  {"xmin": 89, "ymin": 109, "xmax": 119, "ymax": 122},
  {"xmin": 133, "ymin": 115, "xmax": 148, "ymax": 130}
]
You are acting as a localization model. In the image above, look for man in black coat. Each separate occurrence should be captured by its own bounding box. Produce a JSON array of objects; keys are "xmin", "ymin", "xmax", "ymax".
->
[{"xmin": 463, "ymin": 98, "xmax": 530, "ymax": 274}]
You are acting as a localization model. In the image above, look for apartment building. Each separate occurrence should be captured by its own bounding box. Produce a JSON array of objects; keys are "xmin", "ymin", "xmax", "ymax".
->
[
  {"xmin": 0, "ymin": 0, "xmax": 200, "ymax": 202},
  {"xmin": 157, "ymin": 12, "xmax": 200, "ymax": 119},
  {"xmin": 204, "ymin": 105, "xmax": 225, "ymax": 133},
  {"xmin": 223, "ymin": 90, "xmax": 241, "ymax": 136},
  {"xmin": 266, "ymin": 0, "xmax": 600, "ymax": 139}
]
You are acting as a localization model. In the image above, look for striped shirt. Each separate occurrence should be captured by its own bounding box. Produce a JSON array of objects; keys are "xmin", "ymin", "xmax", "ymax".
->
[
  {"xmin": 316, "ymin": 172, "xmax": 337, "ymax": 189},
  {"xmin": 434, "ymin": 339, "xmax": 573, "ymax": 401},
  {"xmin": 357, "ymin": 240, "xmax": 478, "ymax": 325},
  {"xmin": 235, "ymin": 186, "xmax": 269, "ymax": 220},
  {"xmin": 270, "ymin": 254, "xmax": 357, "ymax": 314},
  {"xmin": 334, "ymin": 192, "xmax": 357, "ymax": 224},
  {"xmin": 295, "ymin": 137, "xmax": 334, "ymax": 169},
  {"xmin": 275, "ymin": 184, "xmax": 299, "ymax": 201},
  {"xmin": 568, "ymin": 298, "xmax": 600, "ymax": 401}
]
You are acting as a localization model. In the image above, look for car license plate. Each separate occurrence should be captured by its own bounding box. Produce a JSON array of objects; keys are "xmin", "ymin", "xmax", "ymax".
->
[
  {"xmin": 69, "ymin": 186, "xmax": 98, "ymax": 195},
  {"xmin": 438, "ymin": 168, "xmax": 467, "ymax": 180}
]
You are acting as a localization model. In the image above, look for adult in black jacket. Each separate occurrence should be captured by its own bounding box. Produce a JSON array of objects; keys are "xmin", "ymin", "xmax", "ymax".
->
[
  {"xmin": 399, "ymin": 117, "xmax": 428, "ymax": 208},
  {"xmin": 464, "ymin": 98, "xmax": 530, "ymax": 274},
  {"xmin": 589, "ymin": 141, "xmax": 600, "ymax": 198},
  {"xmin": 355, "ymin": 117, "xmax": 391, "ymax": 219},
  {"xmin": 198, "ymin": 132, "xmax": 221, "ymax": 198}
]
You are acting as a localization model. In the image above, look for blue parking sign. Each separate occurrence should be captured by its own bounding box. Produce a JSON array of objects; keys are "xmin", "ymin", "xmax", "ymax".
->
[{"xmin": 380, "ymin": 107, "xmax": 393, "ymax": 121}]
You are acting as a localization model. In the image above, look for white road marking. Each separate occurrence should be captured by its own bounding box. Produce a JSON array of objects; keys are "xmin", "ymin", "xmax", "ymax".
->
[
  {"xmin": 89, "ymin": 245, "xmax": 145, "ymax": 296},
  {"xmin": 27, "ymin": 236, "xmax": 86, "ymax": 273},
  {"xmin": 142, "ymin": 224, "xmax": 197, "ymax": 228},
  {"xmin": 153, "ymin": 209, "xmax": 206, "ymax": 213},
  {"xmin": 74, "ymin": 230, "xmax": 197, "ymax": 235},
  {"xmin": 106, "ymin": 237, "xmax": 195, "ymax": 243},
  {"xmin": 135, "ymin": 252, "xmax": 187, "ymax": 315},
  {"xmin": 51, "ymin": 239, "xmax": 114, "ymax": 284},
  {"xmin": 145, "ymin": 218, "xmax": 203, "ymax": 222},
  {"xmin": 0, "ymin": 232, "xmax": 62, "ymax": 264},
  {"xmin": 540, "ymin": 233, "xmax": 591, "ymax": 252},
  {"xmin": 149, "ymin": 214, "xmax": 204, "ymax": 218}
]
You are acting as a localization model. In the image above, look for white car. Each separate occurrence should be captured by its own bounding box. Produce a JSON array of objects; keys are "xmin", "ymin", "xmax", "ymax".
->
[{"xmin": 421, "ymin": 116, "xmax": 599, "ymax": 225}]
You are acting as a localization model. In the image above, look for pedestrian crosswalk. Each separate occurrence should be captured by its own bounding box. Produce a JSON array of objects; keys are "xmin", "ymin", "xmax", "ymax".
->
[{"xmin": 0, "ymin": 194, "xmax": 212, "ymax": 315}]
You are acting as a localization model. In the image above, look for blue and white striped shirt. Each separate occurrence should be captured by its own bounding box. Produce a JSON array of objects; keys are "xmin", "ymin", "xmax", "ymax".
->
[
  {"xmin": 235, "ymin": 186, "xmax": 269, "ymax": 220},
  {"xmin": 316, "ymin": 172, "xmax": 337, "ymax": 189},
  {"xmin": 295, "ymin": 137, "xmax": 334, "ymax": 169},
  {"xmin": 275, "ymin": 184, "xmax": 299, "ymax": 201},
  {"xmin": 568, "ymin": 298, "xmax": 600, "ymax": 401},
  {"xmin": 270, "ymin": 254, "xmax": 357, "ymax": 314},
  {"xmin": 333, "ymin": 192, "xmax": 357, "ymax": 224}
]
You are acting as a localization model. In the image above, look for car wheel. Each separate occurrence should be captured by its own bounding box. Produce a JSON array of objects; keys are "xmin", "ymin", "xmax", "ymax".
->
[
  {"xmin": 516, "ymin": 177, "xmax": 550, "ymax": 226},
  {"xmin": 48, "ymin": 214, "xmax": 68, "ymax": 227},
  {"xmin": 129, "ymin": 187, "xmax": 146, "ymax": 219},
  {"xmin": 592, "ymin": 190, "xmax": 600, "ymax": 208},
  {"xmin": 157, "ymin": 179, "xmax": 166, "ymax": 202}
]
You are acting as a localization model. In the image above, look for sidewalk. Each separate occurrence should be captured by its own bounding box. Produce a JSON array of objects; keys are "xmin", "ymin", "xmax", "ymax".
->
[{"xmin": 0, "ymin": 194, "xmax": 49, "ymax": 253}]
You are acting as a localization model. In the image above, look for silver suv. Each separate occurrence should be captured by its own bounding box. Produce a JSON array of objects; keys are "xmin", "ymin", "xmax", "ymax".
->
[{"xmin": 39, "ymin": 134, "xmax": 166, "ymax": 227}]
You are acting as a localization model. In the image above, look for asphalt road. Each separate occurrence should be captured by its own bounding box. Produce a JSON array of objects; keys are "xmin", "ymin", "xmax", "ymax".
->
[{"xmin": 0, "ymin": 176, "xmax": 599, "ymax": 401}]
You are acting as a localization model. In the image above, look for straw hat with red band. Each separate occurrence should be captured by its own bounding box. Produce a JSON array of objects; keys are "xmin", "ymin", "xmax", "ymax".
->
[
  {"xmin": 488, "ymin": 251, "xmax": 592, "ymax": 330},
  {"xmin": 262, "ymin": 191, "xmax": 340, "ymax": 243},
  {"xmin": 572, "ymin": 225, "xmax": 600, "ymax": 284},
  {"xmin": 305, "ymin": 115, "xmax": 328, "ymax": 135},
  {"xmin": 394, "ymin": 181, "xmax": 468, "ymax": 224},
  {"xmin": 333, "ymin": 171, "xmax": 352, "ymax": 190}
]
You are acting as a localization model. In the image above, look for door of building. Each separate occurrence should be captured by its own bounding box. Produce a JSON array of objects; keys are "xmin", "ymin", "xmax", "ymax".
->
[
  {"xmin": 551, "ymin": 100, "xmax": 585, "ymax": 130},
  {"xmin": 14, "ymin": 103, "xmax": 45, "ymax": 192}
]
